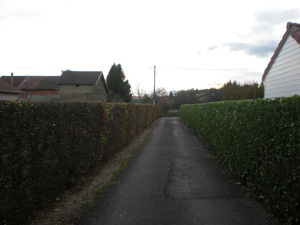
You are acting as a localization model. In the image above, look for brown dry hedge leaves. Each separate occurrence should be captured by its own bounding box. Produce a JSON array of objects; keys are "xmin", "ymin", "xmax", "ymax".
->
[{"xmin": 0, "ymin": 101, "xmax": 160, "ymax": 225}]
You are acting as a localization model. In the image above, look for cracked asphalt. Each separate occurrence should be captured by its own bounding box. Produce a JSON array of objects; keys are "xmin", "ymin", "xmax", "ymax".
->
[{"xmin": 77, "ymin": 117, "xmax": 278, "ymax": 225}]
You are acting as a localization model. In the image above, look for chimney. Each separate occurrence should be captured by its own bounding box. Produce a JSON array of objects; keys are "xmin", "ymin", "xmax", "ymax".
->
[{"xmin": 10, "ymin": 72, "xmax": 14, "ymax": 86}]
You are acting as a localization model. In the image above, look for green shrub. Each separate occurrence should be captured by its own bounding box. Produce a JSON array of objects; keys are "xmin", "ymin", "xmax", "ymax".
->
[
  {"xmin": 0, "ymin": 101, "xmax": 160, "ymax": 225},
  {"xmin": 180, "ymin": 97, "xmax": 300, "ymax": 225}
]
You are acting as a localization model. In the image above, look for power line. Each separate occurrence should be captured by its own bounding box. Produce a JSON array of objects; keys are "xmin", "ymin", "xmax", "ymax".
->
[{"xmin": 155, "ymin": 66, "xmax": 261, "ymax": 71}]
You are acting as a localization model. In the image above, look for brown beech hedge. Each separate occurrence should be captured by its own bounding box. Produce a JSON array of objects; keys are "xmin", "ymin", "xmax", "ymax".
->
[
  {"xmin": 180, "ymin": 97, "xmax": 300, "ymax": 225},
  {"xmin": 0, "ymin": 101, "xmax": 160, "ymax": 225}
]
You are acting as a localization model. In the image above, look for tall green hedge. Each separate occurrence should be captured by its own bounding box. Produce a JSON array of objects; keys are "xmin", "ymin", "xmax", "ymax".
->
[
  {"xmin": 0, "ymin": 101, "xmax": 160, "ymax": 225},
  {"xmin": 180, "ymin": 97, "xmax": 300, "ymax": 225}
]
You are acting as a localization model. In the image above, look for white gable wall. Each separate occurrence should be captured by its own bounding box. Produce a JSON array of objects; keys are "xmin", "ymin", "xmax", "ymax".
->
[{"xmin": 264, "ymin": 35, "xmax": 300, "ymax": 98}]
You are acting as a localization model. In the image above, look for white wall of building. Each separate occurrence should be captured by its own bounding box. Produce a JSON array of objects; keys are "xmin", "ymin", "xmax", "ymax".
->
[{"xmin": 264, "ymin": 35, "xmax": 300, "ymax": 98}]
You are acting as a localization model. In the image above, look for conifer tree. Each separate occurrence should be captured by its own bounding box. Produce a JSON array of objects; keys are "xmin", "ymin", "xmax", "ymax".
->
[{"xmin": 106, "ymin": 63, "xmax": 132, "ymax": 102}]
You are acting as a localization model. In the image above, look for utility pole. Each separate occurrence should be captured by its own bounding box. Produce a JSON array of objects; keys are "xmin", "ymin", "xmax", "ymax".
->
[
  {"xmin": 153, "ymin": 65, "xmax": 156, "ymax": 105},
  {"xmin": 253, "ymin": 83, "xmax": 256, "ymax": 101}
]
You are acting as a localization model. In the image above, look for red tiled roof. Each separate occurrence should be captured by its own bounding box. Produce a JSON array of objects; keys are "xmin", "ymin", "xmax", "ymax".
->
[
  {"xmin": 0, "ymin": 76, "xmax": 60, "ymax": 90},
  {"xmin": 20, "ymin": 76, "xmax": 60, "ymax": 90},
  {"xmin": 262, "ymin": 22, "xmax": 300, "ymax": 81},
  {"xmin": 0, "ymin": 79, "xmax": 23, "ymax": 94},
  {"xmin": 0, "ymin": 76, "xmax": 27, "ymax": 88}
]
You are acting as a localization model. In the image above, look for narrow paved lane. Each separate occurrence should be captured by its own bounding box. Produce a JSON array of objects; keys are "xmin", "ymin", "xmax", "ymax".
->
[{"xmin": 77, "ymin": 117, "xmax": 277, "ymax": 225}]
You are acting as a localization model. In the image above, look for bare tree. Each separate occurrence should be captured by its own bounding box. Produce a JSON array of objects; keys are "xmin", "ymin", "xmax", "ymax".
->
[{"xmin": 135, "ymin": 84, "xmax": 147, "ymax": 99}]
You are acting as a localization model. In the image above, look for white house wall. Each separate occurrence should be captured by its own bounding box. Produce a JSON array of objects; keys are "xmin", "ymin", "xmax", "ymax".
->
[{"xmin": 265, "ymin": 35, "xmax": 300, "ymax": 98}]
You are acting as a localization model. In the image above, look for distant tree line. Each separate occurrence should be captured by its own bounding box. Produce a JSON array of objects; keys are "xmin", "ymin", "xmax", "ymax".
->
[
  {"xmin": 104, "ymin": 65, "xmax": 264, "ymax": 112},
  {"xmin": 139, "ymin": 81, "xmax": 264, "ymax": 112}
]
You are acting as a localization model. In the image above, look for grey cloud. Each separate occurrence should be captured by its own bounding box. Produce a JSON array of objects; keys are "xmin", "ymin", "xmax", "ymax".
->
[
  {"xmin": 207, "ymin": 45, "xmax": 218, "ymax": 51},
  {"xmin": 205, "ymin": 8, "xmax": 299, "ymax": 56},
  {"xmin": 255, "ymin": 8, "xmax": 300, "ymax": 25},
  {"xmin": 237, "ymin": 8, "xmax": 300, "ymax": 40},
  {"xmin": 225, "ymin": 40, "xmax": 277, "ymax": 57},
  {"xmin": 250, "ymin": 23, "xmax": 274, "ymax": 34}
]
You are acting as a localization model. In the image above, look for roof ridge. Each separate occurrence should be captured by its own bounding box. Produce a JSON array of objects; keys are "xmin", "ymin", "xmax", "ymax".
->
[
  {"xmin": 59, "ymin": 71, "xmax": 103, "ymax": 85},
  {"xmin": 288, "ymin": 22, "xmax": 300, "ymax": 44},
  {"xmin": 63, "ymin": 70, "xmax": 102, "ymax": 73},
  {"xmin": 1, "ymin": 75, "xmax": 60, "ymax": 77},
  {"xmin": 262, "ymin": 22, "xmax": 300, "ymax": 81}
]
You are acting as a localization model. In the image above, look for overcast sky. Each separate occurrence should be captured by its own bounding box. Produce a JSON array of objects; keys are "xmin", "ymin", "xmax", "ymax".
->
[{"xmin": 0, "ymin": 0, "xmax": 300, "ymax": 93}]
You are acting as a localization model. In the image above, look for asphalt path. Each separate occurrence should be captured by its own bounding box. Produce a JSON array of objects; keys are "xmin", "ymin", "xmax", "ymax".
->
[{"xmin": 77, "ymin": 117, "xmax": 278, "ymax": 225}]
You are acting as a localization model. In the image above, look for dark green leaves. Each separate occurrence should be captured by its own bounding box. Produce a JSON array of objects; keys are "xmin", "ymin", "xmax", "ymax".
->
[
  {"xmin": 180, "ymin": 97, "xmax": 300, "ymax": 225},
  {"xmin": 106, "ymin": 63, "xmax": 132, "ymax": 102}
]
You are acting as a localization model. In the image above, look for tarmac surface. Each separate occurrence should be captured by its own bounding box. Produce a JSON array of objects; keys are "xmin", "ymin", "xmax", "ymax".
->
[{"xmin": 77, "ymin": 117, "xmax": 278, "ymax": 225}]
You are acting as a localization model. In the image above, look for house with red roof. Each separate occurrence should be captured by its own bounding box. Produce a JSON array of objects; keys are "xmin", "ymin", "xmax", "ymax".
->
[
  {"xmin": 0, "ymin": 75, "xmax": 60, "ymax": 101},
  {"xmin": 0, "ymin": 70, "xmax": 108, "ymax": 102},
  {"xmin": 262, "ymin": 22, "xmax": 300, "ymax": 98},
  {"xmin": 0, "ymin": 79, "xmax": 24, "ymax": 100}
]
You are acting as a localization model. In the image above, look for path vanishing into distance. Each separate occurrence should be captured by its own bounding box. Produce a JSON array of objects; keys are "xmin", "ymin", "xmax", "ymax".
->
[{"xmin": 77, "ymin": 117, "xmax": 278, "ymax": 225}]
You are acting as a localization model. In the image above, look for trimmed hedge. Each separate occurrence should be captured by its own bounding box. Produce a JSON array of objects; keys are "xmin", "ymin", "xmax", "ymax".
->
[
  {"xmin": 0, "ymin": 101, "xmax": 160, "ymax": 225},
  {"xmin": 180, "ymin": 97, "xmax": 300, "ymax": 225}
]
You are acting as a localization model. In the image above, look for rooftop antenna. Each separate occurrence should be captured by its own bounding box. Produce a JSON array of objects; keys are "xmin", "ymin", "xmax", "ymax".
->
[{"xmin": 10, "ymin": 72, "xmax": 14, "ymax": 86}]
